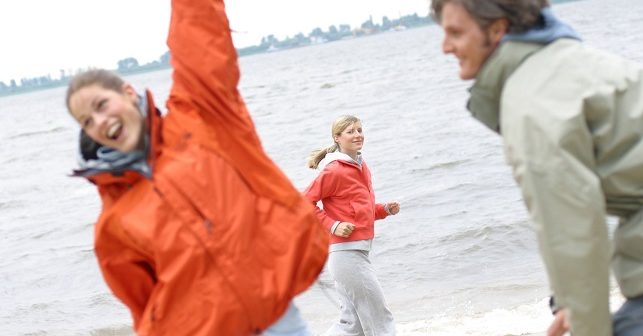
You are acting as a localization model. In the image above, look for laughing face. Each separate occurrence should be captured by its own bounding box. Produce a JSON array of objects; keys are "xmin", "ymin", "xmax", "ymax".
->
[
  {"xmin": 440, "ymin": 2, "xmax": 506, "ymax": 80},
  {"xmin": 69, "ymin": 83, "xmax": 144, "ymax": 153},
  {"xmin": 334, "ymin": 121, "xmax": 364, "ymax": 158}
]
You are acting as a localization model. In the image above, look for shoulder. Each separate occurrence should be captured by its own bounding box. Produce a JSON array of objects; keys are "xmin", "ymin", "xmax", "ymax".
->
[{"xmin": 318, "ymin": 160, "xmax": 344, "ymax": 176}]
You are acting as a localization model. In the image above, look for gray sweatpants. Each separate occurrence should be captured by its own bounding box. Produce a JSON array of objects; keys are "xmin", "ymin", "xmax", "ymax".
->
[
  {"xmin": 325, "ymin": 250, "xmax": 395, "ymax": 336},
  {"xmin": 614, "ymin": 295, "xmax": 643, "ymax": 336}
]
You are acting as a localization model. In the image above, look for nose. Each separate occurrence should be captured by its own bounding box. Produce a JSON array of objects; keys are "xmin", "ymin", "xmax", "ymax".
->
[
  {"xmin": 442, "ymin": 36, "xmax": 453, "ymax": 54},
  {"xmin": 90, "ymin": 113, "xmax": 109, "ymax": 137}
]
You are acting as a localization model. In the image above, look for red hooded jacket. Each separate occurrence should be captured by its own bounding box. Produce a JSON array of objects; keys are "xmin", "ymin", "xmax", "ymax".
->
[{"xmin": 304, "ymin": 152, "xmax": 388, "ymax": 245}]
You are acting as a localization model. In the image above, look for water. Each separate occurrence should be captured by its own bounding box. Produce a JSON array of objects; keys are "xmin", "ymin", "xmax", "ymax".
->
[{"xmin": 1, "ymin": 0, "xmax": 642, "ymax": 335}]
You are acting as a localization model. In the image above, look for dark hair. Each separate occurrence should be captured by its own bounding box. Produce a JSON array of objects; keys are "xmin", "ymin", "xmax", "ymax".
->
[
  {"xmin": 79, "ymin": 130, "xmax": 101, "ymax": 160},
  {"xmin": 430, "ymin": 0, "xmax": 550, "ymax": 33},
  {"xmin": 65, "ymin": 69, "xmax": 125, "ymax": 113}
]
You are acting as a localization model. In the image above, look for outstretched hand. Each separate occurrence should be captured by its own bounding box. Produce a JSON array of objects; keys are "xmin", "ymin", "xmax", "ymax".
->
[
  {"xmin": 334, "ymin": 222, "xmax": 355, "ymax": 238},
  {"xmin": 547, "ymin": 309, "xmax": 570, "ymax": 336},
  {"xmin": 387, "ymin": 201, "xmax": 400, "ymax": 215}
]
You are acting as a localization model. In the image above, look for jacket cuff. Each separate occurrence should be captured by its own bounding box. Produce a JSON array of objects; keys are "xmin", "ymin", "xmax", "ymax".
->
[
  {"xmin": 549, "ymin": 295, "xmax": 561, "ymax": 315},
  {"xmin": 330, "ymin": 221, "xmax": 341, "ymax": 234},
  {"xmin": 384, "ymin": 204, "xmax": 391, "ymax": 215}
]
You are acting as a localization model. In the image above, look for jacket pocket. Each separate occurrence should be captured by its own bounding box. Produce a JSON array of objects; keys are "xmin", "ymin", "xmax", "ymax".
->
[{"xmin": 349, "ymin": 200, "xmax": 372, "ymax": 228}]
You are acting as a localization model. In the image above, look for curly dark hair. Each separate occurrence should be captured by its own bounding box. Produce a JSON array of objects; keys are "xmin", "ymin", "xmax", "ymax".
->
[{"xmin": 430, "ymin": 0, "xmax": 550, "ymax": 33}]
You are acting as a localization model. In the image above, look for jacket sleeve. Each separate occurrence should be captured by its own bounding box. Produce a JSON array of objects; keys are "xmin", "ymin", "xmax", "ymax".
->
[
  {"xmin": 374, "ymin": 203, "xmax": 388, "ymax": 220},
  {"xmin": 166, "ymin": 0, "xmax": 257, "ymax": 140},
  {"xmin": 165, "ymin": 0, "xmax": 302, "ymax": 206},
  {"xmin": 304, "ymin": 169, "xmax": 338, "ymax": 231},
  {"xmin": 95, "ymin": 236, "xmax": 155, "ymax": 330},
  {"xmin": 502, "ymin": 101, "xmax": 611, "ymax": 335}
]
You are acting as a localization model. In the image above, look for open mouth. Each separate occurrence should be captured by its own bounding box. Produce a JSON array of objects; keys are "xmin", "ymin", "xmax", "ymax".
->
[{"xmin": 107, "ymin": 123, "xmax": 123, "ymax": 141}]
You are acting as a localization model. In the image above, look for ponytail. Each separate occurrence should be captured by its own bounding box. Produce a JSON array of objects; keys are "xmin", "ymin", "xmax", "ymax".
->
[{"xmin": 307, "ymin": 144, "xmax": 338, "ymax": 169}]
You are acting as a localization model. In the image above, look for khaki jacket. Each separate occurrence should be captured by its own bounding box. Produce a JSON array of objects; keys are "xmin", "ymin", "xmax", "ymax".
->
[{"xmin": 472, "ymin": 39, "xmax": 643, "ymax": 335}]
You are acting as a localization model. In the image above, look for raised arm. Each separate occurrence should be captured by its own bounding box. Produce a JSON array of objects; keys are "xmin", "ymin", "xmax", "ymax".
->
[
  {"xmin": 166, "ymin": 0, "xmax": 257, "ymax": 140},
  {"xmin": 165, "ymin": 0, "xmax": 303, "ymax": 204}
]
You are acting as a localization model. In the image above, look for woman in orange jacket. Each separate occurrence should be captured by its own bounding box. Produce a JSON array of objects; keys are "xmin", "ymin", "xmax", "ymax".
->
[
  {"xmin": 65, "ymin": 0, "xmax": 328, "ymax": 335},
  {"xmin": 304, "ymin": 115, "xmax": 400, "ymax": 336}
]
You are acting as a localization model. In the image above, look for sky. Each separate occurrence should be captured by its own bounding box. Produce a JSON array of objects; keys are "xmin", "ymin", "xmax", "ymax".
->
[{"xmin": 0, "ymin": 0, "xmax": 431, "ymax": 84}]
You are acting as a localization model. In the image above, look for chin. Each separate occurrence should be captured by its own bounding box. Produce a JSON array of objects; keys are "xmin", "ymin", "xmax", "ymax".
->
[
  {"xmin": 459, "ymin": 71, "xmax": 475, "ymax": 80},
  {"xmin": 118, "ymin": 139, "xmax": 138, "ymax": 153}
]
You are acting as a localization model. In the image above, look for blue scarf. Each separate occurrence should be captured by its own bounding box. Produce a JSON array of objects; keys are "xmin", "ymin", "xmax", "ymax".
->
[{"xmin": 502, "ymin": 7, "xmax": 581, "ymax": 44}]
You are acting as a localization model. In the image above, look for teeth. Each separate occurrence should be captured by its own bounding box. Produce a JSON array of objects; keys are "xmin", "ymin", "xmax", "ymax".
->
[{"xmin": 107, "ymin": 123, "xmax": 121, "ymax": 140}]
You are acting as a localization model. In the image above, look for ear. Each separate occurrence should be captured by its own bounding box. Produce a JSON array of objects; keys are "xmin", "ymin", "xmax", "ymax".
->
[
  {"xmin": 333, "ymin": 135, "xmax": 339, "ymax": 143},
  {"xmin": 122, "ymin": 83, "xmax": 139, "ymax": 102},
  {"xmin": 488, "ymin": 18, "xmax": 508, "ymax": 45}
]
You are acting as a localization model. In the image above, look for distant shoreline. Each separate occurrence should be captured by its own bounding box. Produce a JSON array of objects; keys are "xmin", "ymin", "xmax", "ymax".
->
[{"xmin": 0, "ymin": 0, "xmax": 582, "ymax": 99}]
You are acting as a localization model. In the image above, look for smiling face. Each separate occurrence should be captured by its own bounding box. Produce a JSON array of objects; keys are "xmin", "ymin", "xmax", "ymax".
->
[
  {"xmin": 334, "ymin": 121, "xmax": 364, "ymax": 158},
  {"xmin": 440, "ymin": 2, "xmax": 507, "ymax": 80},
  {"xmin": 69, "ymin": 83, "xmax": 143, "ymax": 153}
]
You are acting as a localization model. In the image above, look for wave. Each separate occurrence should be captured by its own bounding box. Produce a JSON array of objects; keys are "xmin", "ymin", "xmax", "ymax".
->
[
  {"xmin": 396, "ymin": 289, "xmax": 625, "ymax": 336},
  {"xmin": 7, "ymin": 126, "xmax": 67, "ymax": 140}
]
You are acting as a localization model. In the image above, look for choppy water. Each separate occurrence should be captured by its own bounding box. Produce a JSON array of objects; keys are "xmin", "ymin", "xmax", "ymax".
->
[{"xmin": 1, "ymin": 0, "xmax": 642, "ymax": 335}]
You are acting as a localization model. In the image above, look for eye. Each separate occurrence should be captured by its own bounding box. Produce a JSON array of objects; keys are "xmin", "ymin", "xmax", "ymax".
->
[
  {"xmin": 82, "ymin": 117, "xmax": 92, "ymax": 129},
  {"xmin": 445, "ymin": 27, "xmax": 461, "ymax": 38},
  {"xmin": 96, "ymin": 99, "xmax": 107, "ymax": 111}
]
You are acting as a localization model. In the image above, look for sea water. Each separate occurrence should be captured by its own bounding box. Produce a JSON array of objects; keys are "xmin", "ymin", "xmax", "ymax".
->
[{"xmin": 1, "ymin": 0, "xmax": 642, "ymax": 334}]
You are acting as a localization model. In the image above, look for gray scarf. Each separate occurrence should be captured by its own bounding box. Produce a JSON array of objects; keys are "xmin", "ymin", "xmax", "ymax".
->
[{"xmin": 73, "ymin": 94, "xmax": 151, "ymax": 178}]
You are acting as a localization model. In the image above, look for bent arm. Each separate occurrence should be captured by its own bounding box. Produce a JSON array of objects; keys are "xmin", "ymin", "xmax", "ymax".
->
[
  {"xmin": 304, "ymin": 170, "xmax": 338, "ymax": 231},
  {"xmin": 96, "ymin": 244, "xmax": 155, "ymax": 330},
  {"xmin": 504, "ymin": 116, "xmax": 611, "ymax": 336}
]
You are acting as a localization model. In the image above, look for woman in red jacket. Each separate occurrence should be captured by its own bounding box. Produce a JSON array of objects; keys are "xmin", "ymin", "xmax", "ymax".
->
[
  {"xmin": 304, "ymin": 115, "xmax": 400, "ymax": 336},
  {"xmin": 65, "ymin": 0, "xmax": 328, "ymax": 335}
]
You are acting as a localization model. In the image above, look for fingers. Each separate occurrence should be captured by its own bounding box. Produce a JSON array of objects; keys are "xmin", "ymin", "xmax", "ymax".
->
[
  {"xmin": 546, "ymin": 310, "xmax": 570, "ymax": 336},
  {"xmin": 335, "ymin": 222, "xmax": 355, "ymax": 238},
  {"xmin": 388, "ymin": 201, "xmax": 401, "ymax": 215}
]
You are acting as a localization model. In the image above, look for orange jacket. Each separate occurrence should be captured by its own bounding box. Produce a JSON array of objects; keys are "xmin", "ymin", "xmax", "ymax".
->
[{"xmin": 77, "ymin": 0, "xmax": 328, "ymax": 334}]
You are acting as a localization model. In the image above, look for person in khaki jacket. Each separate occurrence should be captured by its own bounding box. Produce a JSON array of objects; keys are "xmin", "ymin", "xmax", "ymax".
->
[{"xmin": 430, "ymin": 0, "xmax": 643, "ymax": 335}]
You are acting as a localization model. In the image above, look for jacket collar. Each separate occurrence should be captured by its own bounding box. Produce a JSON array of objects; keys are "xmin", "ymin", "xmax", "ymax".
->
[
  {"xmin": 318, "ymin": 151, "xmax": 362, "ymax": 171},
  {"xmin": 502, "ymin": 7, "xmax": 581, "ymax": 44},
  {"xmin": 467, "ymin": 7, "xmax": 581, "ymax": 134},
  {"xmin": 72, "ymin": 90, "xmax": 163, "ymax": 187},
  {"xmin": 467, "ymin": 41, "xmax": 544, "ymax": 133}
]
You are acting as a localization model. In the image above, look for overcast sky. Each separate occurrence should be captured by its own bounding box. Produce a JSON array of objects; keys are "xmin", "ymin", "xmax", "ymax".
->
[{"xmin": 0, "ymin": 0, "xmax": 430, "ymax": 84}]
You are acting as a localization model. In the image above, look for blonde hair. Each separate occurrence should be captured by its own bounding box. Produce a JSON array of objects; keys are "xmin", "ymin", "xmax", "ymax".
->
[{"xmin": 307, "ymin": 115, "xmax": 361, "ymax": 169}]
